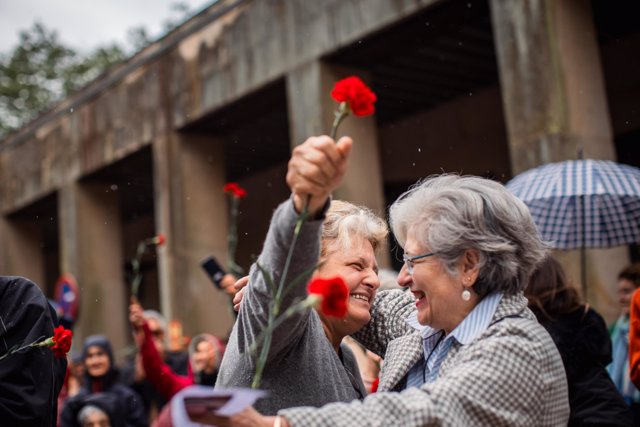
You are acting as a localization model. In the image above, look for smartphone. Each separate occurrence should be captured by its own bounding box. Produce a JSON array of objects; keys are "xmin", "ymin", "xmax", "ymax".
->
[{"xmin": 201, "ymin": 256, "xmax": 226, "ymax": 290}]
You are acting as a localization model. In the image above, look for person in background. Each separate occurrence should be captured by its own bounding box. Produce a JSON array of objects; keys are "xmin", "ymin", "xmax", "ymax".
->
[
  {"xmin": 120, "ymin": 308, "xmax": 189, "ymax": 419},
  {"xmin": 188, "ymin": 333, "xmax": 224, "ymax": 386},
  {"xmin": 77, "ymin": 404, "xmax": 112, "ymax": 427},
  {"xmin": 609, "ymin": 263, "xmax": 640, "ymax": 417},
  {"xmin": 525, "ymin": 256, "xmax": 631, "ymax": 426},
  {"xmin": 0, "ymin": 276, "xmax": 67, "ymax": 427},
  {"xmin": 129, "ymin": 301, "xmax": 224, "ymax": 400},
  {"xmin": 60, "ymin": 335, "xmax": 147, "ymax": 427}
]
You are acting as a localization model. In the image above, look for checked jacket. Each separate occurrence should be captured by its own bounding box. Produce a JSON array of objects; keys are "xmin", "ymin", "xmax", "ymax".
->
[{"xmin": 280, "ymin": 290, "xmax": 570, "ymax": 426}]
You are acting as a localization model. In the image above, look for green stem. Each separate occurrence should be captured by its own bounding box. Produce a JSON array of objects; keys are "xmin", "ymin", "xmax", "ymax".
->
[
  {"xmin": 131, "ymin": 242, "xmax": 147, "ymax": 298},
  {"xmin": 228, "ymin": 196, "xmax": 240, "ymax": 275},
  {"xmin": 330, "ymin": 103, "xmax": 349, "ymax": 140}
]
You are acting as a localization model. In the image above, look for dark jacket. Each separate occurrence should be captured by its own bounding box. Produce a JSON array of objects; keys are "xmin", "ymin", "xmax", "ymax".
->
[
  {"xmin": 539, "ymin": 306, "xmax": 632, "ymax": 426},
  {"xmin": 60, "ymin": 336, "xmax": 147, "ymax": 427},
  {"xmin": 0, "ymin": 276, "xmax": 67, "ymax": 427}
]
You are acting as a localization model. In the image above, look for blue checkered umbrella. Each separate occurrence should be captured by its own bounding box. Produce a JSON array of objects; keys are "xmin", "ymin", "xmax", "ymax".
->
[{"xmin": 506, "ymin": 159, "xmax": 640, "ymax": 250}]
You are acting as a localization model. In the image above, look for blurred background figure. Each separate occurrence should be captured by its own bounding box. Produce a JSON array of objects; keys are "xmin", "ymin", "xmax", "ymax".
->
[
  {"xmin": 121, "ymin": 308, "xmax": 188, "ymax": 420},
  {"xmin": 608, "ymin": 263, "xmax": 640, "ymax": 415},
  {"xmin": 525, "ymin": 256, "xmax": 631, "ymax": 426},
  {"xmin": 60, "ymin": 335, "xmax": 147, "ymax": 427},
  {"xmin": 188, "ymin": 333, "xmax": 224, "ymax": 386},
  {"xmin": 77, "ymin": 404, "xmax": 112, "ymax": 427},
  {"xmin": 129, "ymin": 301, "xmax": 224, "ymax": 400}
]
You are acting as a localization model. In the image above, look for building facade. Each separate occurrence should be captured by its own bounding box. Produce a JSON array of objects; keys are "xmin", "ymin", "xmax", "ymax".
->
[{"xmin": 1, "ymin": 0, "xmax": 638, "ymax": 352}]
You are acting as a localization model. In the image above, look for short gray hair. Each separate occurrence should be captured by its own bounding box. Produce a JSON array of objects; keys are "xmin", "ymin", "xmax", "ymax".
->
[
  {"xmin": 320, "ymin": 200, "xmax": 388, "ymax": 259},
  {"xmin": 389, "ymin": 174, "xmax": 547, "ymax": 296}
]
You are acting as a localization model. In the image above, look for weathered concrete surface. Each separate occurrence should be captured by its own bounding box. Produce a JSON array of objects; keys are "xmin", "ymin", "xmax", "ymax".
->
[{"xmin": 490, "ymin": 0, "xmax": 615, "ymax": 172}]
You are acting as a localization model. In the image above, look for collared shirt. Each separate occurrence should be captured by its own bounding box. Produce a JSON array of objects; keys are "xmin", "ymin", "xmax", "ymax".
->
[{"xmin": 404, "ymin": 292, "xmax": 503, "ymax": 389}]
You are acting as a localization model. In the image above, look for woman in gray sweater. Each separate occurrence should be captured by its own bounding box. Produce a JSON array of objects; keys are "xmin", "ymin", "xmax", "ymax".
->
[{"xmin": 215, "ymin": 135, "xmax": 388, "ymax": 415}]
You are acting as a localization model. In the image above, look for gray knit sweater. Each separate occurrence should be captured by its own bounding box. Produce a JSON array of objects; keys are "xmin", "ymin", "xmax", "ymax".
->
[{"xmin": 215, "ymin": 200, "xmax": 366, "ymax": 415}]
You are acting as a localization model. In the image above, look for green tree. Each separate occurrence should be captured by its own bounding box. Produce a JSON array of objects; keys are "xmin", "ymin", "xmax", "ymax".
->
[
  {"xmin": 0, "ymin": 1, "xmax": 194, "ymax": 138},
  {"xmin": 0, "ymin": 22, "xmax": 125, "ymax": 137}
]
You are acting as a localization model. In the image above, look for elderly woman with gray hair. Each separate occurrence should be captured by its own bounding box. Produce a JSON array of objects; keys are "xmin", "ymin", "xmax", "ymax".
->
[{"xmin": 203, "ymin": 173, "xmax": 570, "ymax": 427}]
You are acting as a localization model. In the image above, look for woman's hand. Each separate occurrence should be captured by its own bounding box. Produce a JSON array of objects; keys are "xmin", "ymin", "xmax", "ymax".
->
[{"xmin": 287, "ymin": 135, "xmax": 352, "ymax": 216}]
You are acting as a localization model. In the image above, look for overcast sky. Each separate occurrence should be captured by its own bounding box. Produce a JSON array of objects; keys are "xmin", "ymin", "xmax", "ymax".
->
[{"xmin": 0, "ymin": 0, "xmax": 215, "ymax": 55}]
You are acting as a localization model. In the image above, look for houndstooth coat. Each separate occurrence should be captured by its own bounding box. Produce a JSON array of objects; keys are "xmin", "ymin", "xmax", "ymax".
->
[{"xmin": 280, "ymin": 290, "xmax": 570, "ymax": 426}]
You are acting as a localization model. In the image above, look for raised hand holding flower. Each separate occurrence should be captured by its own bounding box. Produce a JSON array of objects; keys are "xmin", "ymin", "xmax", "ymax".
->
[{"xmin": 249, "ymin": 76, "xmax": 375, "ymax": 389}]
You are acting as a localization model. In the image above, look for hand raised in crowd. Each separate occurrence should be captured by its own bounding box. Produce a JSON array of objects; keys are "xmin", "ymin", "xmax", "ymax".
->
[
  {"xmin": 129, "ymin": 298, "xmax": 145, "ymax": 333},
  {"xmin": 287, "ymin": 135, "xmax": 352, "ymax": 216}
]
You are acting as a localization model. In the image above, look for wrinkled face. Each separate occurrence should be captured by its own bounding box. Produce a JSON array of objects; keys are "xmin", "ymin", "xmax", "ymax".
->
[
  {"xmin": 84, "ymin": 346, "xmax": 110, "ymax": 378},
  {"xmin": 618, "ymin": 278, "xmax": 637, "ymax": 316},
  {"xmin": 193, "ymin": 340, "xmax": 216, "ymax": 374},
  {"xmin": 82, "ymin": 411, "xmax": 111, "ymax": 427},
  {"xmin": 398, "ymin": 234, "xmax": 464, "ymax": 333},
  {"xmin": 147, "ymin": 318, "xmax": 165, "ymax": 358},
  {"xmin": 316, "ymin": 237, "xmax": 380, "ymax": 335}
]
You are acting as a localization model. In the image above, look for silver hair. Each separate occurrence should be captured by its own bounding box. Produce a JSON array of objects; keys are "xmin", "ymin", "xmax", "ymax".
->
[
  {"xmin": 320, "ymin": 200, "xmax": 388, "ymax": 260},
  {"xmin": 143, "ymin": 309, "xmax": 167, "ymax": 332},
  {"xmin": 389, "ymin": 174, "xmax": 547, "ymax": 296},
  {"xmin": 78, "ymin": 405, "xmax": 109, "ymax": 425}
]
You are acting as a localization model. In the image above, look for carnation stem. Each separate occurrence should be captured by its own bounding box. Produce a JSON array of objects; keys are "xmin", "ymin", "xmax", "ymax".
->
[
  {"xmin": 330, "ymin": 103, "xmax": 349, "ymax": 140},
  {"xmin": 228, "ymin": 196, "xmax": 241, "ymax": 276}
]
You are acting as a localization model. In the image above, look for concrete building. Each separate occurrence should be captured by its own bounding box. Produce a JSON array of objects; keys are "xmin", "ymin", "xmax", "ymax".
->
[{"xmin": 1, "ymin": 0, "xmax": 638, "ymax": 352}]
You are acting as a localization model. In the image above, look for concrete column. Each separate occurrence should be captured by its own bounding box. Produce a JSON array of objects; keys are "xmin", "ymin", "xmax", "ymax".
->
[
  {"xmin": 490, "ymin": 0, "xmax": 626, "ymax": 319},
  {"xmin": 61, "ymin": 182, "xmax": 128, "ymax": 352},
  {"xmin": 490, "ymin": 0, "xmax": 615, "ymax": 171},
  {"xmin": 286, "ymin": 61, "xmax": 389, "ymax": 266},
  {"xmin": 153, "ymin": 132, "xmax": 235, "ymax": 338},
  {"xmin": 0, "ymin": 216, "xmax": 46, "ymax": 288}
]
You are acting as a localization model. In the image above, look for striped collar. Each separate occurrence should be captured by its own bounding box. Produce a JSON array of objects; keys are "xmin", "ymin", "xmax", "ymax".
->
[{"xmin": 406, "ymin": 292, "xmax": 503, "ymax": 346}]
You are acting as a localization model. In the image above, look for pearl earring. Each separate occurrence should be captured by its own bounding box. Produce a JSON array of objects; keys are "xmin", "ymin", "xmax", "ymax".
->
[{"xmin": 461, "ymin": 288, "xmax": 471, "ymax": 301}]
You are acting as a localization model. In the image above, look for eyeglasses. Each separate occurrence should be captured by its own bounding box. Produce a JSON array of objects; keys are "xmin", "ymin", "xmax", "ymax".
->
[{"xmin": 402, "ymin": 252, "xmax": 436, "ymax": 275}]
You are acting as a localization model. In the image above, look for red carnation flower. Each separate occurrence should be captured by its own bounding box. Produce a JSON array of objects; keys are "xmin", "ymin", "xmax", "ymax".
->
[
  {"xmin": 371, "ymin": 377, "xmax": 380, "ymax": 393},
  {"xmin": 224, "ymin": 182, "xmax": 248, "ymax": 198},
  {"xmin": 51, "ymin": 326, "xmax": 73, "ymax": 358},
  {"xmin": 307, "ymin": 276, "xmax": 349, "ymax": 317},
  {"xmin": 330, "ymin": 76, "xmax": 377, "ymax": 117},
  {"xmin": 153, "ymin": 233, "xmax": 166, "ymax": 246}
]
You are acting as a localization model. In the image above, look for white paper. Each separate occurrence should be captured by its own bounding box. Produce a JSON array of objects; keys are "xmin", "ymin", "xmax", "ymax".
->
[{"xmin": 171, "ymin": 385, "xmax": 267, "ymax": 426}]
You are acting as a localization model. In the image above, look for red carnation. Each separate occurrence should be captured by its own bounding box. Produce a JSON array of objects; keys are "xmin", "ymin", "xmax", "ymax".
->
[
  {"xmin": 330, "ymin": 76, "xmax": 377, "ymax": 117},
  {"xmin": 224, "ymin": 182, "xmax": 248, "ymax": 198},
  {"xmin": 307, "ymin": 276, "xmax": 349, "ymax": 317},
  {"xmin": 51, "ymin": 326, "xmax": 73, "ymax": 358},
  {"xmin": 153, "ymin": 233, "xmax": 166, "ymax": 246},
  {"xmin": 371, "ymin": 377, "xmax": 380, "ymax": 393}
]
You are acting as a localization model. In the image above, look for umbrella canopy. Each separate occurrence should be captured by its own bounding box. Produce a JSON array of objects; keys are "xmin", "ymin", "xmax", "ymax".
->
[{"xmin": 506, "ymin": 159, "xmax": 640, "ymax": 250}]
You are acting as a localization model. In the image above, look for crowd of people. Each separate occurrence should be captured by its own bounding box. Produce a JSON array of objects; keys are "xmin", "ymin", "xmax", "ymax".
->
[{"xmin": 2, "ymin": 133, "xmax": 640, "ymax": 426}]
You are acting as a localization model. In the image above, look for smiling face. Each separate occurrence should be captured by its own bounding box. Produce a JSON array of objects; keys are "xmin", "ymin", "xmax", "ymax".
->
[
  {"xmin": 316, "ymin": 236, "xmax": 380, "ymax": 337},
  {"xmin": 398, "ymin": 234, "xmax": 477, "ymax": 333},
  {"xmin": 84, "ymin": 346, "xmax": 110, "ymax": 378}
]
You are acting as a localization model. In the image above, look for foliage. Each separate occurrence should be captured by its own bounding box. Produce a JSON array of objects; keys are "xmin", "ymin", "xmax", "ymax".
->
[{"xmin": 0, "ymin": 2, "xmax": 194, "ymax": 138}]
